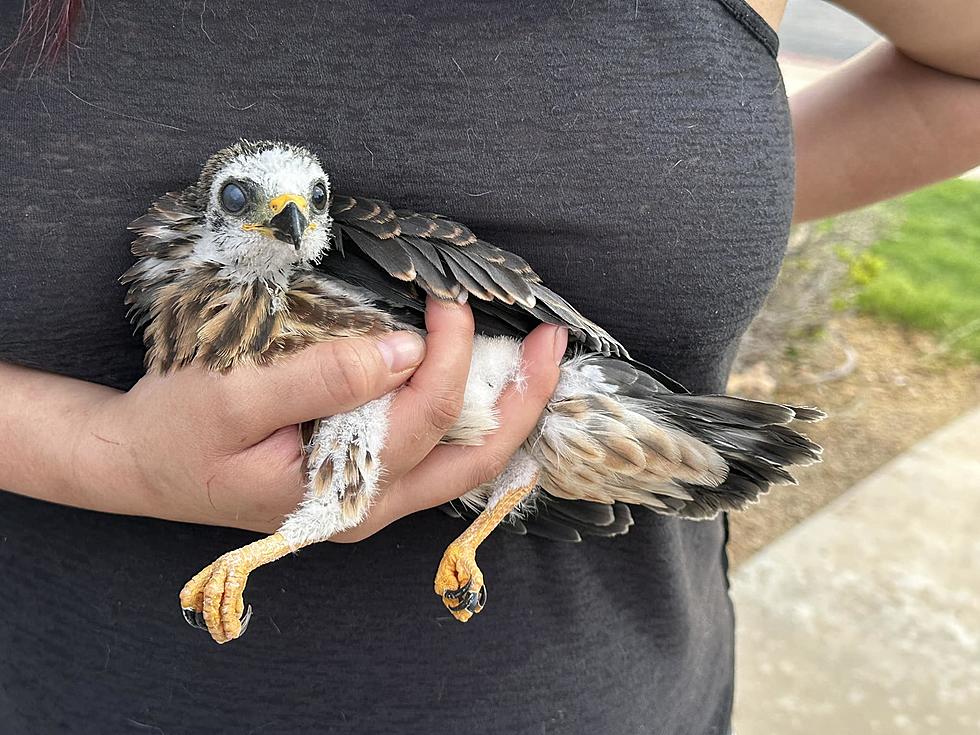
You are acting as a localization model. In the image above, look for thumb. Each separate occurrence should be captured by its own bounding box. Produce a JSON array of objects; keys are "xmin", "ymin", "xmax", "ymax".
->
[{"xmin": 214, "ymin": 331, "xmax": 426, "ymax": 445}]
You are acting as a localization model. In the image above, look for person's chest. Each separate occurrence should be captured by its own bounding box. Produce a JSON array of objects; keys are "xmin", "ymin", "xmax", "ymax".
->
[{"xmin": 0, "ymin": 0, "xmax": 792, "ymax": 392}]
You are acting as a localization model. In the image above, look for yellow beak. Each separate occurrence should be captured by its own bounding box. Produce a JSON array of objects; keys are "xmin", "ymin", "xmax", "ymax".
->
[{"xmin": 268, "ymin": 193, "xmax": 308, "ymax": 216}]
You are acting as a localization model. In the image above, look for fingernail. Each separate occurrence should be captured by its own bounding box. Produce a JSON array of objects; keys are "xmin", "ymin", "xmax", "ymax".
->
[
  {"xmin": 377, "ymin": 331, "xmax": 426, "ymax": 372},
  {"xmin": 552, "ymin": 327, "xmax": 568, "ymax": 364},
  {"xmin": 428, "ymin": 293, "xmax": 467, "ymax": 310}
]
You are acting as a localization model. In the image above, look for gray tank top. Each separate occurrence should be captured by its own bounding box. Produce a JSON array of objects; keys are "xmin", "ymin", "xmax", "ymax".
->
[{"xmin": 0, "ymin": 1, "xmax": 791, "ymax": 732}]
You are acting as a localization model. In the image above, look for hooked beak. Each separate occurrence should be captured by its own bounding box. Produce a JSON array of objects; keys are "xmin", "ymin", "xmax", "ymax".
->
[{"xmin": 267, "ymin": 201, "xmax": 308, "ymax": 250}]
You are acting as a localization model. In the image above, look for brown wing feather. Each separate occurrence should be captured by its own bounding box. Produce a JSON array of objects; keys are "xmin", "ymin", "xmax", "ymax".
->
[{"xmin": 326, "ymin": 194, "xmax": 627, "ymax": 357}]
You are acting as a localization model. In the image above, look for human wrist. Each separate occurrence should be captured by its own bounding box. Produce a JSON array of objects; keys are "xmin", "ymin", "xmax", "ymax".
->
[{"xmin": 71, "ymin": 391, "xmax": 154, "ymax": 518}]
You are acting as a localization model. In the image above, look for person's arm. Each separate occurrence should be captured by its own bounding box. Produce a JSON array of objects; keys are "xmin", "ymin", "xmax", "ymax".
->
[
  {"xmin": 0, "ymin": 299, "xmax": 565, "ymax": 537},
  {"xmin": 791, "ymin": 0, "xmax": 980, "ymax": 223}
]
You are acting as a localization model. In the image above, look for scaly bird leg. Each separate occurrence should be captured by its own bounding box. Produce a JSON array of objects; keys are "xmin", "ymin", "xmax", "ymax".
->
[
  {"xmin": 435, "ymin": 454, "xmax": 541, "ymax": 622},
  {"xmin": 179, "ymin": 532, "xmax": 296, "ymax": 644},
  {"xmin": 179, "ymin": 396, "xmax": 392, "ymax": 644}
]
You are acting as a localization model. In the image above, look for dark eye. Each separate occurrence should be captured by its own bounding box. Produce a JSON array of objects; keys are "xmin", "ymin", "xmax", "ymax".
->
[
  {"xmin": 311, "ymin": 182, "xmax": 328, "ymax": 213},
  {"xmin": 220, "ymin": 182, "xmax": 248, "ymax": 214}
]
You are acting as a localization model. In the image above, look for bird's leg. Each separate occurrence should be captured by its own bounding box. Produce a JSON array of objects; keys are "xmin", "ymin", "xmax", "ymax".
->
[
  {"xmin": 434, "ymin": 452, "xmax": 540, "ymax": 622},
  {"xmin": 180, "ymin": 396, "xmax": 392, "ymax": 644},
  {"xmin": 179, "ymin": 533, "xmax": 297, "ymax": 644}
]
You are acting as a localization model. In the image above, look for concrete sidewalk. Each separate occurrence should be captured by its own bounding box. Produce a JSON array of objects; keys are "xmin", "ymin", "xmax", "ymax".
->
[{"xmin": 732, "ymin": 407, "xmax": 980, "ymax": 734}]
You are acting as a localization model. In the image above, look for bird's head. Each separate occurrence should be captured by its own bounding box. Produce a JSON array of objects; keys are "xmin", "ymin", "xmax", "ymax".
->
[{"xmin": 187, "ymin": 140, "xmax": 333, "ymax": 276}]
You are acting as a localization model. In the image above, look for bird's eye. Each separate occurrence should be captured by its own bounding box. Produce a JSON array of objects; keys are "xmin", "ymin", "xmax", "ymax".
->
[
  {"xmin": 220, "ymin": 182, "xmax": 248, "ymax": 214},
  {"xmin": 311, "ymin": 182, "xmax": 328, "ymax": 213}
]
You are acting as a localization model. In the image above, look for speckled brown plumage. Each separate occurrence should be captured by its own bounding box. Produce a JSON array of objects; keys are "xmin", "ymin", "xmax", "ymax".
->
[
  {"xmin": 123, "ymin": 266, "xmax": 390, "ymax": 373},
  {"xmin": 123, "ymin": 208, "xmax": 393, "ymax": 373}
]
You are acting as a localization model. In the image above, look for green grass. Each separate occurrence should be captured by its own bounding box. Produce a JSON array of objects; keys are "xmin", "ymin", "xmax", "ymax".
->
[{"xmin": 853, "ymin": 179, "xmax": 980, "ymax": 360}]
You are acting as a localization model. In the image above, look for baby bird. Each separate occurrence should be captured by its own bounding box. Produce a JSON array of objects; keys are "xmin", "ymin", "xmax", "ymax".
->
[{"xmin": 122, "ymin": 140, "xmax": 823, "ymax": 644}]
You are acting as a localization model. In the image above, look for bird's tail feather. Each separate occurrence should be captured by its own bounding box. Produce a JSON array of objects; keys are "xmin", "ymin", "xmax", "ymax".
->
[{"xmin": 535, "ymin": 355, "xmax": 825, "ymax": 520}]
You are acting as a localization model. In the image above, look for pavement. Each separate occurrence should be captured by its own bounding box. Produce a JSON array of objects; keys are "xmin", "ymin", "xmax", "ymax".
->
[
  {"xmin": 731, "ymin": 407, "xmax": 980, "ymax": 734},
  {"xmin": 730, "ymin": 6, "xmax": 980, "ymax": 732}
]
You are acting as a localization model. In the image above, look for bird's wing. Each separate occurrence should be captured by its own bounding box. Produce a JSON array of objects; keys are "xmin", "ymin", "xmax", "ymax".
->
[{"xmin": 322, "ymin": 194, "xmax": 628, "ymax": 357}]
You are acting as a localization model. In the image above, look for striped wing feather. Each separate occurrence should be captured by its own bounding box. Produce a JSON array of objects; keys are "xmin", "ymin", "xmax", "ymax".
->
[{"xmin": 324, "ymin": 194, "xmax": 627, "ymax": 357}]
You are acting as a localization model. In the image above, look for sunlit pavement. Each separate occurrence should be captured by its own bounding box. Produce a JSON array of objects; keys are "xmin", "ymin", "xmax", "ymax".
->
[{"xmin": 732, "ymin": 408, "xmax": 980, "ymax": 734}]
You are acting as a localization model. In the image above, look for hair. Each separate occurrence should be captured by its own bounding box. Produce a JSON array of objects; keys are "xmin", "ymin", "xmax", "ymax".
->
[{"xmin": 1, "ymin": 0, "xmax": 85, "ymax": 72}]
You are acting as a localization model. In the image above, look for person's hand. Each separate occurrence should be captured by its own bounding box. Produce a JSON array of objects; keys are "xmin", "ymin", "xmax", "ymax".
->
[
  {"xmin": 332, "ymin": 301, "xmax": 567, "ymax": 542},
  {"xmin": 75, "ymin": 298, "xmax": 565, "ymax": 536}
]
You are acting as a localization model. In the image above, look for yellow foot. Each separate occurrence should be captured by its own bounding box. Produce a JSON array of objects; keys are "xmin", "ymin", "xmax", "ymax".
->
[
  {"xmin": 179, "ymin": 552, "xmax": 253, "ymax": 644},
  {"xmin": 179, "ymin": 532, "xmax": 291, "ymax": 644},
  {"xmin": 434, "ymin": 542, "xmax": 486, "ymax": 622}
]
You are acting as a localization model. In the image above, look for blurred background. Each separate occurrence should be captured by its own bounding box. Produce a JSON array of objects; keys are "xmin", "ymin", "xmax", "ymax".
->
[{"xmin": 727, "ymin": 1, "xmax": 980, "ymax": 733}]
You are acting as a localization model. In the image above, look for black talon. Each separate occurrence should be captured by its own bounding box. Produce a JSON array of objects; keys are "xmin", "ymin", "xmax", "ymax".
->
[
  {"xmin": 444, "ymin": 579, "xmax": 472, "ymax": 601},
  {"xmin": 448, "ymin": 594, "xmax": 474, "ymax": 613},
  {"xmin": 238, "ymin": 605, "xmax": 253, "ymax": 636},
  {"xmin": 464, "ymin": 585, "xmax": 487, "ymax": 613},
  {"xmin": 181, "ymin": 607, "xmax": 209, "ymax": 631}
]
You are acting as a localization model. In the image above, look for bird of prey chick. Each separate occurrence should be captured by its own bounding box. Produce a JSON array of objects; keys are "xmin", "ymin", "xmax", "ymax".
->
[{"xmin": 122, "ymin": 140, "xmax": 824, "ymax": 645}]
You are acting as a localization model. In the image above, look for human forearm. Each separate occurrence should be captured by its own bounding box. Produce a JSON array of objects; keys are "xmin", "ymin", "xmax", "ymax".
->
[
  {"xmin": 0, "ymin": 333, "xmax": 427, "ymax": 525},
  {"xmin": 791, "ymin": 41, "xmax": 980, "ymax": 223},
  {"xmin": 0, "ymin": 361, "xmax": 132, "ymax": 513}
]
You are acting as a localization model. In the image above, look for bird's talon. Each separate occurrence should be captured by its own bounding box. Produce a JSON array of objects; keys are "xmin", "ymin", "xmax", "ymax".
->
[
  {"xmin": 239, "ymin": 604, "xmax": 253, "ymax": 635},
  {"xmin": 434, "ymin": 542, "xmax": 486, "ymax": 622},
  {"xmin": 180, "ymin": 553, "xmax": 254, "ymax": 644},
  {"xmin": 176, "ymin": 533, "xmax": 291, "ymax": 644},
  {"xmin": 459, "ymin": 584, "xmax": 488, "ymax": 614},
  {"xmin": 180, "ymin": 606, "xmax": 210, "ymax": 631},
  {"xmin": 444, "ymin": 578, "xmax": 472, "ymax": 600}
]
